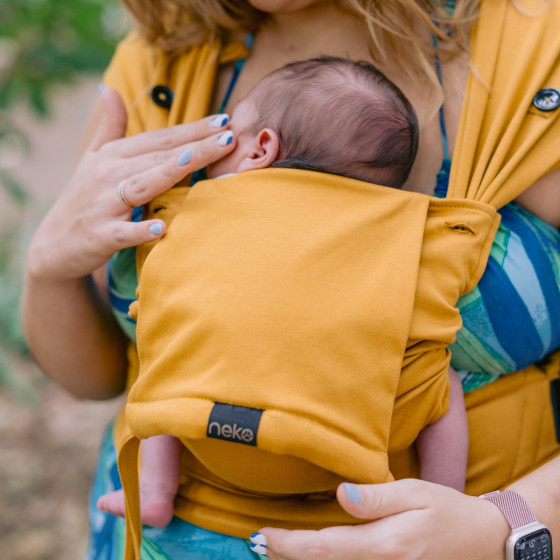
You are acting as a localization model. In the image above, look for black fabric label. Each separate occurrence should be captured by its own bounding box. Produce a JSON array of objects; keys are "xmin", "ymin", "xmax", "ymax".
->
[
  {"xmin": 550, "ymin": 379, "xmax": 560, "ymax": 444},
  {"xmin": 207, "ymin": 402, "xmax": 264, "ymax": 447}
]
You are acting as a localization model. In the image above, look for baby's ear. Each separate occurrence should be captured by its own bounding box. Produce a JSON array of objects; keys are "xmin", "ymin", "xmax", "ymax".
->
[{"xmin": 237, "ymin": 128, "xmax": 279, "ymax": 172}]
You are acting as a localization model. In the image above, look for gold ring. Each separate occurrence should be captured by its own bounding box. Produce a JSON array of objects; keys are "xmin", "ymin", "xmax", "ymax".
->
[{"xmin": 116, "ymin": 180, "xmax": 136, "ymax": 208}]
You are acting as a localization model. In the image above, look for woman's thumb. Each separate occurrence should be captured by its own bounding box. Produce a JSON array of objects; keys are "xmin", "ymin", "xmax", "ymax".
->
[
  {"xmin": 336, "ymin": 479, "xmax": 432, "ymax": 520},
  {"xmin": 89, "ymin": 85, "xmax": 128, "ymax": 151}
]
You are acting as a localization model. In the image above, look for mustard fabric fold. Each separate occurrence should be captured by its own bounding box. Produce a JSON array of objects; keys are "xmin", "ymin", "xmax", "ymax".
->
[{"xmin": 449, "ymin": 0, "xmax": 560, "ymax": 205}]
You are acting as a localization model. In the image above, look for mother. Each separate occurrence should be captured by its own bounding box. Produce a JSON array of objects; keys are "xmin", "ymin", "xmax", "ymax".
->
[{"xmin": 22, "ymin": 0, "xmax": 560, "ymax": 559}]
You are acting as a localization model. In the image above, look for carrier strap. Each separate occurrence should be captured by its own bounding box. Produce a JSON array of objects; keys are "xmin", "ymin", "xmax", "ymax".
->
[{"xmin": 117, "ymin": 427, "xmax": 142, "ymax": 560}]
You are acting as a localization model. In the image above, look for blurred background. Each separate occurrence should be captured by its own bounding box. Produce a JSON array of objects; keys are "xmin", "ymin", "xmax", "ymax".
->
[{"xmin": 1, "ymin": 1, "xmax": 129, "ymax": 557}]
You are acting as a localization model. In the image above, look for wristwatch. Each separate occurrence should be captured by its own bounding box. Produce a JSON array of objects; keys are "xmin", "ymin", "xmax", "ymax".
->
[{"xmin": 480, "ymin": 490, "xmax": 553, "ymax": 560}]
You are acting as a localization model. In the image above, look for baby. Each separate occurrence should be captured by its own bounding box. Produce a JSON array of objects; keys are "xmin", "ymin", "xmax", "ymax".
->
[{"xmin": 97, "ymin": 56, "xmax": 468, "ymax": 527}]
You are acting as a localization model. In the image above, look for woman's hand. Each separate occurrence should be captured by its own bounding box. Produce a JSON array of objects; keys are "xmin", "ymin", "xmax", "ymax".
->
[
  {"xmin": 26, "ymin": 85, "xmax": 236, "ymax": 282},
  {"xmin": 22, "ymin": 86, "xmax": 236, "ymax": 398},
  {"xmin": 251, "ymin": 480, "xmax": 510, "ymax": 560}
]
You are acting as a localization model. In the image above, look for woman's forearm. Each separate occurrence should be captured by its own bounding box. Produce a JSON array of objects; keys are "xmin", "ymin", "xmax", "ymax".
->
[
  {"xmin": 22, "ymin": 268, "xmax": 128, "ymax": 399},
  {"xmin": 507, "ymin": 455, "xmax": 560, "ymax": 554}
]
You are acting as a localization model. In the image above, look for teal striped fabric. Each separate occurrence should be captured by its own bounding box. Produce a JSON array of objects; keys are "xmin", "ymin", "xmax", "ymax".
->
[
  {"xmin": 435, "ymin": 153, "xmax": 560, "ymax": 392},
  {"xmin": 452, "ymin": 203, "xmax": 560, "ymax": 391}
]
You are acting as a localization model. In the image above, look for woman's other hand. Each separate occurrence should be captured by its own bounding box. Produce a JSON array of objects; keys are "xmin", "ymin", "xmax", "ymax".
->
[
  {"xmin": 26, "ymin": 85, "xmax": 236, "ymax": 282},
  {"xmin": 253, "ymin": 480, "xmax": 510, "ymax": 560}
]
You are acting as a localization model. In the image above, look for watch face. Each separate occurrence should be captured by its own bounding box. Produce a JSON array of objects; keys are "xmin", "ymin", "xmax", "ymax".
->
[{"xmin": 514, "ymin": 528, "xmax": 552, "ymax": 560}]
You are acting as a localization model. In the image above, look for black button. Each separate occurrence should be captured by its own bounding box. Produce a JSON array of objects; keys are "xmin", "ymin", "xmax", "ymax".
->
[
  {"xmin": 151, "ymin": 85, "xmax": 173, "ymax": 109},
  {"xmin": 532, "ymin": 88, "xmax": 560, "ymax": 112}
]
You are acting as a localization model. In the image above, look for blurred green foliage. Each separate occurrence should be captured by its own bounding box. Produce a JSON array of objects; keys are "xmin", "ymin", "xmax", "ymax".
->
[
  {"xmin": 0, "ymin": 227, "xmax": 38, "ymax": 404},
  {"xmin": 0, "ymin": 0, "xmax": 126, "ymax": 399},
  {"xmin": 0, "ymin": 0, "xmax": 124, "ymax": 115}
]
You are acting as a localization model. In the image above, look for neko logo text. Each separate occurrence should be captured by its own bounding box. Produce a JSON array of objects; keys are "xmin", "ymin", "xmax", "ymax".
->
[{"xmin": 208, "ymin": 422, "xmax": 255, "ymax": 443}]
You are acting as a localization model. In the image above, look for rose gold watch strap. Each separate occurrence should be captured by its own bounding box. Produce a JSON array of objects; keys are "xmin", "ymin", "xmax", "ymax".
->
[{"xmin": 481, "ymin": 490, "xmax": 537, "ymax": 529}]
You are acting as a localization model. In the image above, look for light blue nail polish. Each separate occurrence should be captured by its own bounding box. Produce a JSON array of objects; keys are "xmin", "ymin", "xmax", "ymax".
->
[
  {"xmin": 216, "ymin": 131, "xmax": 234, "ymax": 146},
  {"xmin": 343, "ymin": 483, "xmax": 362, "ymax": 504},
  {"xmin": 98, "ymin": 83, "xmax": 105, "ymax": 98},
  {"xmin": 210, "ymin": 114, "xmax": 229, "ymax": 128},
  {"xmin": 177, "ymin": 149, "xmax": 192, "ymax": 166},
  {"xmin": 149, "ymin": 223, "xmax": 163, "ymax": 235}
]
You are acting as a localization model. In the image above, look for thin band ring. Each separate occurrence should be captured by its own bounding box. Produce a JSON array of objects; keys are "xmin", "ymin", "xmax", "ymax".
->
[{"xmin": 117, "ymin": 180, "xmax": 136, "ymax": 209}]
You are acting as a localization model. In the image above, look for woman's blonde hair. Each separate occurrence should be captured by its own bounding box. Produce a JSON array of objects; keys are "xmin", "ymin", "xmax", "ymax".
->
[
  {"xmin": 119, "ymin": 0, "xmax": 267, "ymax": 51},
  {"xmin": 121, "ymin": 0, "xmax": 480, "ymax": 106},
  {"xmin": 344, "ymin": 0, "xmax": 481, "ymax": 109}
]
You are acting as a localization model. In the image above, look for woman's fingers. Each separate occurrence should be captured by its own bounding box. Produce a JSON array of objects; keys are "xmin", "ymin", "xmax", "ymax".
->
[
  {"xmin": 255, "ymin": 524, "xmax": 384, "ymax": 560},
  {"xmin": 254, "ymin": 480, "xmax": 510, "ymax": 560},
  {"xmin": 110, "ymin": 113, "xmax": 231, "ymax": 158},
  {"xmin": 113, "ymin": 130, "xmax": 236, "ymax": 208},
  {"xmin": 88, "ymin": 86, "xmax": 236, "ymax": 209},
  {"xmin": 91, "ymin": 88, "xmax": 231, "ymax": 160},
  {"xmin": 103, "ymin": 124, "xmax": 233, "ymax": 185},
  {"xmin": 74, "ymin": 128, "xmax": 233, "ymax": 275},
  {"xmin": 107, "ymin": 219, "xmax": 167, "ymax": 251},
  {"xmin": 89, "ymin": 86, "xmax": 128, "ymax": 151},
  {"xmin": 253, "ymin": 480, "xmax": 432, "ymax": 560},
  {"xmin": 88, "ymin": 85, "xmax": 232, "ymax": 162}
]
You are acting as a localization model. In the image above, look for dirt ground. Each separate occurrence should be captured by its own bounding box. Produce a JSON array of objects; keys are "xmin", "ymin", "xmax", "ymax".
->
[
  {"xmin": 0, "ymin": 362, "xmax": 121, "ymax": 560},
  {"xmin": 0, "ymin": 78, "xmax": 121, "ymax": 559}
]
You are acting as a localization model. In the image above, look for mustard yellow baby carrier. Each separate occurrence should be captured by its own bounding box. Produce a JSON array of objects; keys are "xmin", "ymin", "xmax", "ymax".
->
[{"xmin": 102, "ymin": 1, "xmax": 560, "ymax": 557}]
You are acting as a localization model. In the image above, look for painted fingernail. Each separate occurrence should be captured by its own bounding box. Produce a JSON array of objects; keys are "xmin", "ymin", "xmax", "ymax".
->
[
  {"xmin": 177, "ymin": 149, "xmax": 192, "ymax": 166},
  {"xmin": 250, "ymin": 532, "xmax": 267, "ymax": 546},
  {"xmin": 250, "ymin": 543, "xmax": 268, "ymax": 557},
  {"xmin": 343, "ymin": 483, "xmax": 362, "ymax": 504},
  {"xmin": 148, "ymin": 223, "xmax": 163, "ymax": 235},
  {"xmin": 98, "ymin": 83, "xmax": 105, "ymax": 98},
  {"xmin": 250, "ymin": 533, "xmax": 268, "ymax": 556},
  {"xmin": 210, "ymin": 114, "xmax": 229, "ymax": 128},
  {"xmin": 216, "ymin": 131, "xmax": 234, "ymax": 146}
]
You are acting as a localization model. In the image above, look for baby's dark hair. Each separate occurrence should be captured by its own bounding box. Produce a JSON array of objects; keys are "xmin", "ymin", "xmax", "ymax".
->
[{"xmin": 248, "ymin": 56, "xmax": 419, "ymax": 189}]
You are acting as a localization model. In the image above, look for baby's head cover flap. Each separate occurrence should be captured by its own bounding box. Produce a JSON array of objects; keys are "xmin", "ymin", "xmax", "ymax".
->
[
  {"xmin": 125, "ymin": 168, "xmax": 498, "ymax": 486},
  {"xmin": 128, "ymin": 168, "xmax": 428, "ymax": 487}
]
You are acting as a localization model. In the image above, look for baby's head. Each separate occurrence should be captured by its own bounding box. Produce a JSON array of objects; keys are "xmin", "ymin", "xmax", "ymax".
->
[{"xmin": 208, "ymin": 56, "xmax": 418, "ymax": 189}]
